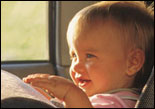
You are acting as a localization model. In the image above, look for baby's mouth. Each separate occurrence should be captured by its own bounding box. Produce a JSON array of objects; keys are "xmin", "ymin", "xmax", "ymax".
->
[
  {"xmin": 74, "ymin": 73, "xmax": 91, "ymax": 87},
  {"xmin": 77, "ymin": 78, "xmax": 91, "ymax": 87}
]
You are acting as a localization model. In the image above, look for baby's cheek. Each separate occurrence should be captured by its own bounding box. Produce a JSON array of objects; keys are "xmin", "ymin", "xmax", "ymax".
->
[
  {"xmin": 112, "ymin": 60, "xmax": 127, "ymax": 73},
  {"xmin": 85, "ymin": 61, "xmax": 95, "ymax": 71},
  {"xmin": 85, "ymin": 62, "xmax": 103, "ymax": 77}
]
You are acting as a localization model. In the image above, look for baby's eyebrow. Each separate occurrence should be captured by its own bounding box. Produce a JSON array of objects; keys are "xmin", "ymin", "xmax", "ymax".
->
[
  {"xmin": 69, "ymin": 48, "xmax": 98, "ymax": 55},
  {"xmin": 85, "ymin": 48, "xmax": 98, "ymax": 52}
]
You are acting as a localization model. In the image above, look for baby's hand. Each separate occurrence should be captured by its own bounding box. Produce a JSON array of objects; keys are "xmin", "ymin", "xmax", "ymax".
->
[{"xmin": 23, "ymin": 74, "xmax": 75, "ymax": 100}]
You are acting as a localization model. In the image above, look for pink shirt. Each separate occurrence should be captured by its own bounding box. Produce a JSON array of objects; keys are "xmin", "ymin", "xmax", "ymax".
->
[{"xmin": 89, "ymin": 88, "xmax": 139, "ymax": 108}]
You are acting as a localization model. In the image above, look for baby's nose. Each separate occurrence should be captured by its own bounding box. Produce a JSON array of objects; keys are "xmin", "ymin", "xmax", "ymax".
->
[{"xmin": 71, "ymin": 61, "xmax": 86, "ymax": 74}]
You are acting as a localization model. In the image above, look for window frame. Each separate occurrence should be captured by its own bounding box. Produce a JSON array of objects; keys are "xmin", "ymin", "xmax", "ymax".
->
[
  {"xmin": 1, "ymin": 1, "xmax": 58, "ymax": 75},
  {"xmin": 1, "ymin": 1, "xmax": 56, "ymax": 65}
]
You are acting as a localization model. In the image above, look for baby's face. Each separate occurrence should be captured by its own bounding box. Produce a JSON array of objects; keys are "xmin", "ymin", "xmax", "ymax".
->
[{"xmin": 68, "ymin": 19, "xmax": 130, "ymax": 96}]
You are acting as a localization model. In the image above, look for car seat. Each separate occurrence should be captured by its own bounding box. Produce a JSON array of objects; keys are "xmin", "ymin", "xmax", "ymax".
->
[{"xmin": 135, "ymin": 67, "xmax": 154, "ymax": 108}]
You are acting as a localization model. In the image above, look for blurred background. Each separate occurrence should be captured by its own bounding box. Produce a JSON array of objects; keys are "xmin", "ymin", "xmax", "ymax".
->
[{"xmin": 1, "ymin": 1, "xmax": 49, "ymax": 61}]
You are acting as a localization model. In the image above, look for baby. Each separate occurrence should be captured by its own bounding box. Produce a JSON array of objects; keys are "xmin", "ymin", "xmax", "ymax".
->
[{"xmin": 23, "ymin": 1, "xmax": 154, "ymax": 108}]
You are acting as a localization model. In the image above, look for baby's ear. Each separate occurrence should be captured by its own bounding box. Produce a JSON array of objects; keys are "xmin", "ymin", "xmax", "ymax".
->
[{"xmin": 126, "ymin": 48, "xmax": 145, "ymax": 76}]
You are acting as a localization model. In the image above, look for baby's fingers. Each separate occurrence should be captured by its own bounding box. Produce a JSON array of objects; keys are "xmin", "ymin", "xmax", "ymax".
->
[
  {"xmin": 23, "ymin": 73, "xmax": 51, "ymax": 83},
  {"xmin": 31, "ymin": 81, "xmax": 56, "ymax": 96},
  {"xmin": 33, "ymin": 86, "xmax": 53, "ymax": 100}
]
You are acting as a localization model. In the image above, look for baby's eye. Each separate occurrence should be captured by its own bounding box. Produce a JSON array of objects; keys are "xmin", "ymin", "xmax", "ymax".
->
[{"xmin": 86, "ymin": 53, "xmax": 96, "ymax": 58}]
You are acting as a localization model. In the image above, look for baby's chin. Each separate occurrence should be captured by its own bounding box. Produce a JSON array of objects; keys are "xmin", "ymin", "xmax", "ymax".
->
[
  {"xmin": 76, "ymin": 84, "xmax": 100, "ymax": 97},
  {"xmin": 84, "ymin": 88, "xmax": 108, "ymax": 97},
  {"xmin": 80, "ymin": 88, "xmax": 96, "ymax": 97},
  {"xmin": 86, "ymin": 91, "xmax": 97, "ymax": 97}
]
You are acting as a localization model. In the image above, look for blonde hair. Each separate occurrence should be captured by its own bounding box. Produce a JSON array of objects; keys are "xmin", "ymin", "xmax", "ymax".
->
[{"xmin": 67, "ymin": 1, "xmax": 154, "ymax": 90}]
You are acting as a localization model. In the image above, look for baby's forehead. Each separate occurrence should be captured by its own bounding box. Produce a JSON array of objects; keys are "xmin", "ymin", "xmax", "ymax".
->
[
  {"xmin": 71, "ymin": 22, "xmax": 128, "ymax": 46},
  {"xmin": 67, "ymin": 16, "xmax": 132, "ymax": 49},
  {"xmin": 75, "ymin": 18, "xmax": 124, "ymax": 38}
]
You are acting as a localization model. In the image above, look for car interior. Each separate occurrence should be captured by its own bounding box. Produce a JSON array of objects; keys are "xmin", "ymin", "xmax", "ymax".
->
[{"xmin": 1, "ymin": 1, "xmax": 154, "ymax": 108}]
